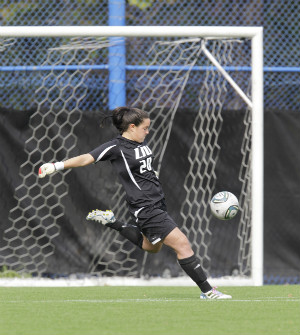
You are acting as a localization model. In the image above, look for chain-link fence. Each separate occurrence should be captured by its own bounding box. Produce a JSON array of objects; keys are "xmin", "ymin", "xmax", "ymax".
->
[{"xmin": 0, "ymin": 0, "xmax": 299, "ymax": 111}]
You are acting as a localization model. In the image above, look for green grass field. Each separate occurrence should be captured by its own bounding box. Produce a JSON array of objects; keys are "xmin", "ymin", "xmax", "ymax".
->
[{"xmin": 1, "ymin": 285, "xmax": 299, "ymax": 335}]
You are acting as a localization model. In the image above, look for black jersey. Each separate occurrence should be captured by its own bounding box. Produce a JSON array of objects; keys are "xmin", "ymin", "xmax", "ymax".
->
[{"xmin": 89, "ymin": 135, "xmax": 164, "ymax": 211}]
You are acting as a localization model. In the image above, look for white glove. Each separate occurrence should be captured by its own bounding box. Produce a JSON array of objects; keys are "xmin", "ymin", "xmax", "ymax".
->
[{"xmin": 38, "ymin": 162, "xmax": 64, "ymax": 178}]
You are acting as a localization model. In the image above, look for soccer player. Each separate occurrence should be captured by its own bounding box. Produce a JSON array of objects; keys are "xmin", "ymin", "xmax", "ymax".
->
[{"xmin": 39, "ymin": 106, "xmax": 231, "ymax": 299}]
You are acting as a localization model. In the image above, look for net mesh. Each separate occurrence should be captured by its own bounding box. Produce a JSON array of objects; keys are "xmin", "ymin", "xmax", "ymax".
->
[{"xmin": 0, "ymin": 35, "xmax": 252, "ymax": 279}]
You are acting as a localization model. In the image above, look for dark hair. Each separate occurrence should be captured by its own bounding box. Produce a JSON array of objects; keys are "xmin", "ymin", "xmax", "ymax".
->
[{"xmin": 111, "ymin": 107, "xmax": 149, "ymax": 134}]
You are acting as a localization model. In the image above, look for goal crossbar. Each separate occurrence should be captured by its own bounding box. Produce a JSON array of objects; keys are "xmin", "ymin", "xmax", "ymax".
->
[{"xmin": 0, "ymin": 26, "xmax": 262, "ymax": 38}]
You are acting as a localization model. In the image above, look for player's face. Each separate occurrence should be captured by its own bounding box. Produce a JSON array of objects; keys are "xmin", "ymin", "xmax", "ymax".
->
[{"xmin": 132, "ymin": 118, "xmax": 150, "ymax": 143}]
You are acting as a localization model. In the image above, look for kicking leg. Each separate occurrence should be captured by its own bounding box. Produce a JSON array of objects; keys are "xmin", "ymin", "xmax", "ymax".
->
[{"xmin": 86, "ymin": 210, "xmax": 162, "ymax": 252}]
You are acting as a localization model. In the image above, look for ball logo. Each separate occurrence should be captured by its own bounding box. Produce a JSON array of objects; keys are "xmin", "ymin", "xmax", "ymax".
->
[
  {"xmin": 212, "ymin": 191, "xmax": 229, "ymax": 203},
  {"xmin": 225, "ymin": 205, "xmax": 239, "ymax": 219}
]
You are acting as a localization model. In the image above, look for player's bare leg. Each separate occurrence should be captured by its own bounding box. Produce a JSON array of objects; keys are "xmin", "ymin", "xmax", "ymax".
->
[
  {"xmin": 141, "ymin": 237, "xmax": 163, "ymax": 253},
  {"xmin": 162, "ymin": 227, "xmax": 194, "ymax": 259}
]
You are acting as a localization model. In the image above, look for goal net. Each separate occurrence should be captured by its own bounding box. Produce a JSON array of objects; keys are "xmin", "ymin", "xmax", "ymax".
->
[{"xmin": 0, "ymin": 26, "xmax": 263, "ymax": 286}]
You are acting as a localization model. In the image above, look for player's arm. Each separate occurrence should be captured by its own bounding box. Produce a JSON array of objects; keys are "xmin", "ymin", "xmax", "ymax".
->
[
  {"xmin": 38, "ymin": 153, "xmax": 94, "ymax": 178},
  {"xmin": 63, "ymin": 154, "xmax": 95, "ymax": 169}
]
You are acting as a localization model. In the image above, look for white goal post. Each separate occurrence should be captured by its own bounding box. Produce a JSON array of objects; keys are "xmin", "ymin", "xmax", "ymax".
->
[{"xmin": 0, "ymin": 26, "xmax": 263, "ymax": 286}]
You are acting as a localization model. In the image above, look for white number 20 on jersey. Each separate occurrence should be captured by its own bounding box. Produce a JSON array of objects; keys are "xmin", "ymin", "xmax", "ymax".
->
[{"xmin": 140, "ymin": 157, "xmax": 152, "ymax": 174}]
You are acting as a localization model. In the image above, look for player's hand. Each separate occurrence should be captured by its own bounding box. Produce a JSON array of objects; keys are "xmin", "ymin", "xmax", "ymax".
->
[{"xmin": 38, "ymin": 163, "xmax": 56, "ymax": 178}]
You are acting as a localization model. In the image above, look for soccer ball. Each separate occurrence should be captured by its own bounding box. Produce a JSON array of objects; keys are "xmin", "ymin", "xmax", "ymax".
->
[{"xmin": 210, "ymin": 191, "xmax": 239, "ymax": 220}]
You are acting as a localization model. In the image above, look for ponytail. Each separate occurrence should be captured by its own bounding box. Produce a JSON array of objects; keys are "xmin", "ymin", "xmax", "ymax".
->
[{"xmin": 99, "ymin": 113, "xmax": 113, "ymax": 128}]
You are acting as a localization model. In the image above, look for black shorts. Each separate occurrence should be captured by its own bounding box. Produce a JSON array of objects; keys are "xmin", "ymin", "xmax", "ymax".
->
[{"xmin": 133, "ymin": 200, "xmax": 177, "ymax": 245}]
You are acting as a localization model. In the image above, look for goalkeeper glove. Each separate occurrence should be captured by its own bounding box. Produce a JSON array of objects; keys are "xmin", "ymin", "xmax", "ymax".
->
[{"xmin": 38, "ymin": 162, "xmax": 64, "ymax": 178}]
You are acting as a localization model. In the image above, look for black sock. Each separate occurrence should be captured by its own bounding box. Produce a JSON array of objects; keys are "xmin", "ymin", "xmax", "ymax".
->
[
  {"xmin": 178, "ymin": 254, "xmax": 212, "ymax": 293},
  {"xmin": 106, "ymin": 220, "xmax": 143, "ymax": 249}
]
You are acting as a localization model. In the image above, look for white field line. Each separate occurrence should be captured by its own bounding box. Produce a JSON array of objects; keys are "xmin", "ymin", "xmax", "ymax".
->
[
  {"xmin": 0, "ymin": 277, "xmax": 258, "ymax": 287},
  {"xmin": 4, "ymin": 298, "xmax": 300, "ymax": 303}
]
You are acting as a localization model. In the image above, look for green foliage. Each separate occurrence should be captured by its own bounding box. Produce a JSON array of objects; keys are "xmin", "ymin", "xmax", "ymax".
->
[
  {"xmin": 128, "ymin": 0, "xmax": 175, "ymax": 11},
  {"xmin": 0, "ymin": 265, "xmax": 31, "ymax": 278}
]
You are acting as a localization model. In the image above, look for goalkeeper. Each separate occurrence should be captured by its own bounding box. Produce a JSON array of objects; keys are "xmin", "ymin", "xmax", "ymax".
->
[{"xmin": 39, "ymin": 106, "xmax": 231, "ymax": 300}]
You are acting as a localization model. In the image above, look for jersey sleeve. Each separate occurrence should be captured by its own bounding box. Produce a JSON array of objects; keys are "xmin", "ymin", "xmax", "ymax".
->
[{"xmin": 89, "ymin": 140, "xmax": 118, "ymax": 163}]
